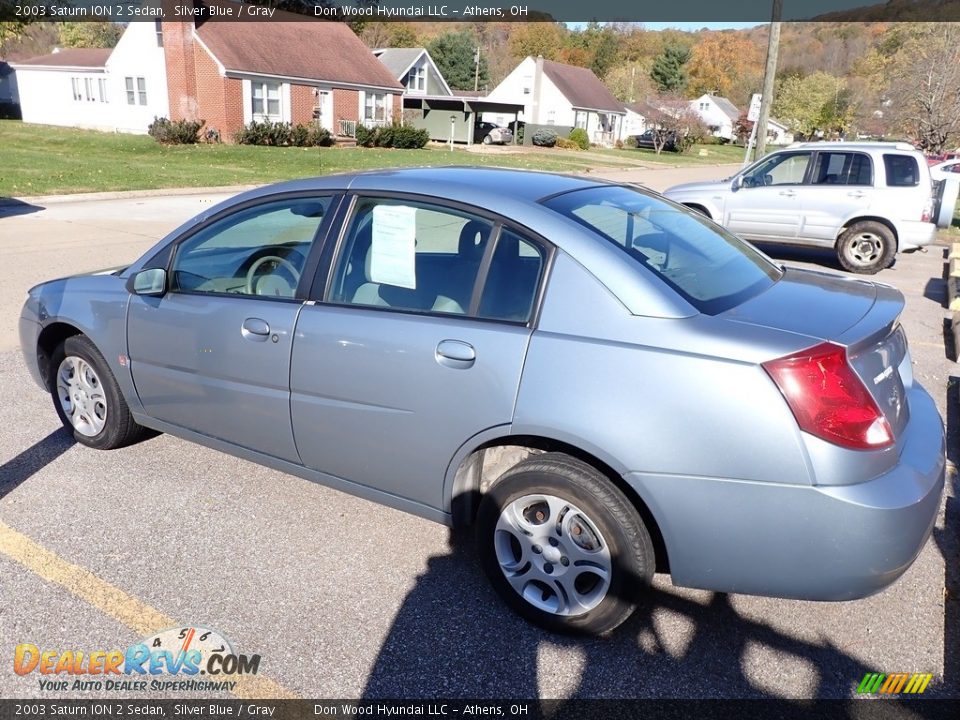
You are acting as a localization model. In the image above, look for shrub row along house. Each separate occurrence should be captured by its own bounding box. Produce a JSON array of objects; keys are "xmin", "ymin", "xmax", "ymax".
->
[{"xmin": 11, "ymin": 16, "xmax": 402, "ymax": 141}]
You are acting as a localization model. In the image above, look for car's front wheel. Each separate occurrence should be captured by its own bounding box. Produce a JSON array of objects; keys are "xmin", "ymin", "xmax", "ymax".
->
[
  {"xmin": 836, "ymin": 221, "xmax": 896, "ymax": 274},
  {"xmin": 476, "ymin": 453, "xmax": 655, "ymax": 635},
  {"xmin": 50, "ymin": 335, "xmax": 147, "ymax": 449}
]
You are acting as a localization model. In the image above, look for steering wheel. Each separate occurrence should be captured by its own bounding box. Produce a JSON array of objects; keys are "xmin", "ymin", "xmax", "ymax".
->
[{"xmin": 245, "ymin": 255, "xmax": 301, "ymax": 296}]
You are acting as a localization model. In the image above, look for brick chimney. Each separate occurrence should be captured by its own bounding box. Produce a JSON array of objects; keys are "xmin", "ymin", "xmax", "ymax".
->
[{"xmin": 161, "ymin": 9, "xmax": 199, "ymax": 122}]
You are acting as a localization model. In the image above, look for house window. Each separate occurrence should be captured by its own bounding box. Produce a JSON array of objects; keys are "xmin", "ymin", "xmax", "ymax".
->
[
  {"xmin": 154, "ymin": 19, "xmax": 163, "ymax": 48},
  {"xmin": 98, "ymin": 78, "xmax": 108, "ymax": 103},
  {"xmin": 84, "ymin": 78, "xmax": 94, "ymax": 102},
  {"xmin": 574, "ymin": 110, "xmax": 588, "ymax": 129},
  {"xmin": 71, "ymin": 78, "xmax": 82, "ymax": 102},
  {"xmin": 406, "ymin": 64, "xmax": 425, "ymax": 92},
  {"xmin": 251, "ymin": 80, "xmax": 281, "ymax": 119},
  {"xmin": 546, "ymin": 110, "xmax": 556, "ymax": 125},
  {"xmin": 126, "ymin": 77, "xmax": 147, "ymax": 105},
  {"xmin": 364, "ymin": 92, "xmax": 388, "ymax": 122}
]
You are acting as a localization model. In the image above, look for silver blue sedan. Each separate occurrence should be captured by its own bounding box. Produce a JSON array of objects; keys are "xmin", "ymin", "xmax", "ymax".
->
[{"xmin": 19, "ymin": 168, "xmax": 944, "ymax": 635}]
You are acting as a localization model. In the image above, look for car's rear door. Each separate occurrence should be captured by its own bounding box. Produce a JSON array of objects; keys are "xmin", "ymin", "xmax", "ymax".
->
[
  {"xmin": 127, "ymin": 194, "xmax": 339, "ymax": 463},
  {"xmin": 288, "ymin": 194, "xmax": 549, "ymax": 511},
  {"xmin": 797, "ymin": 150, "xmax": 876, "ymax": 242}
]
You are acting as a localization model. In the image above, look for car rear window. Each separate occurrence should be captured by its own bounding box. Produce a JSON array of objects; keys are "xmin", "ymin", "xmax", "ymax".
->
[
  {"xmin": 543, "ymin": 186, "xmax": 782, "ymax": 315},
  {"xmin": 883, "ymin": 154, "xmax": 920, "ymax": 186}
]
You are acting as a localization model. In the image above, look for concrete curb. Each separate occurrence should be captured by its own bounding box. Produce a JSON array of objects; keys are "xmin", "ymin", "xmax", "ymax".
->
[
  {"xmin": 0, "ymin": 184, "xmax": 260, "ymax": 207},
  {"xmin": 950, "ymin": 243, "xmax": 960, "ymax": 360}
]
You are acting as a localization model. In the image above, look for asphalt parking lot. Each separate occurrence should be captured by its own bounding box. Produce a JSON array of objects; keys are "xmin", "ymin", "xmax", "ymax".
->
[{"xmin": 0, "ymin": 168, "xmax": 957, "ymax": 700}]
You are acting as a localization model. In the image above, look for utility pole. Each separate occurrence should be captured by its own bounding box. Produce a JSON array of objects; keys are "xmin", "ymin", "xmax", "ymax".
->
[
  {"xmin": 754, "ymin": 0, "xmax": 782, "ymax": 161},
  {"xmin": 474, "ymin": 46, "xmax": 480, "ymax": 92}
]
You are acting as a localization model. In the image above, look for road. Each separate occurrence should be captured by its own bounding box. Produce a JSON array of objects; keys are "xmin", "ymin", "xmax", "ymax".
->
[{"xmin": 0, "ymin": 165, "xmax": 956, "ymax": 700}]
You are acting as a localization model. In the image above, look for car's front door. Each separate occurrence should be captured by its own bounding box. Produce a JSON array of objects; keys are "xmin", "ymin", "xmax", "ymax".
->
[
  {"xmin": 289, "ymin": 196, "xmax": 548, "ymax": 511},
  {"xmin": 724, "ymin": 151, "xmax": 812, "ymax": 241},
  {"xmin": 127, "ymin": 195, "xmax": 336, "ymax": 462},
  {"xmin": 797, "ymin": 150, "xmax": 875, "ymax": 242}
]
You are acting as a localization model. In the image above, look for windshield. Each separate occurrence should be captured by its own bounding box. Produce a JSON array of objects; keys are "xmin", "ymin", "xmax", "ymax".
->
[{"xmin": 543, "ymin": 185, "xmax": 782, "ymax": 314}]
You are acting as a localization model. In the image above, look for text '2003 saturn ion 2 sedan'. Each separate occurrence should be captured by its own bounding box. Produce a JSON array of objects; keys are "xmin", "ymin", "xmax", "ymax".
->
[{"xmin": 20, "ymin": 168, "xmax": 944, "ymax": 635}]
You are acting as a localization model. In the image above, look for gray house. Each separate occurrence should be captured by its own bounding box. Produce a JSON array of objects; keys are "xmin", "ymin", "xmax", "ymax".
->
[{"xmin": 373, "ymin": 48, "xmax": 452, "ymax": 97}]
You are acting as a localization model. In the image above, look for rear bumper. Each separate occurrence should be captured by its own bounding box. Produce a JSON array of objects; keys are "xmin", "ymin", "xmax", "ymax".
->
[
  {"xmin": 626, "ymin": 384, "xmax": 944, "ymax": 600},
  {"xmin": 896, "ymin": 220, "xmax": 937, "ymax": 251}
]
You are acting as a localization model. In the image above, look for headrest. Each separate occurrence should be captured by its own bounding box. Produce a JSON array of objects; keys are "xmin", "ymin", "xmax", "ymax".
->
[{"xmin": 458, "ymin": 220, "xmax": 489, "ymax": 259}]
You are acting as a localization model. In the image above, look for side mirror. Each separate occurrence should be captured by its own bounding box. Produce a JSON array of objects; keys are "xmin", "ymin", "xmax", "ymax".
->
[
  {"xmin": 127, "ymin": 268, "xmax": 167, "ymax": 297},
  {"xmin": 732, "ymin": 175, "xmax": 745, "ymax": 190}
]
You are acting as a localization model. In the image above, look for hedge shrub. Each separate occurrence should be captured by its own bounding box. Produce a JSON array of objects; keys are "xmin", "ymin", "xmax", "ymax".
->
[
  {"xmin": 555, "ymin": 137, "xmax": 581, "ymax": 150},
  {"xmin": 148, "ymin": 117, "xmax": 204, "ymax": 144},
  {"xmin": 532, "ymin": 128, "xmax": 558, "ymax": 147},
  {"xmin": 234, "ymin": 121, "xmax": 335, "ymax": 147},
  {"xmin": 568, "ymin": 127, "xmax": 590, "ymax": 150},
  {"xmin": 355, "ymin": 122, "xmax": 429, "ymax": 149}
]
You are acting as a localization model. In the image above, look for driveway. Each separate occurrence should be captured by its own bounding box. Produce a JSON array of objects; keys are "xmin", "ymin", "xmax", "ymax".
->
[{"xmin": 0, "ymin": 172, "xmax": 955, "ymax": 700}]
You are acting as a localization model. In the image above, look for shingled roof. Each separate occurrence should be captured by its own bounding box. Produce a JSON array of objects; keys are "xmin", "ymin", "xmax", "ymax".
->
[
  {"xmin": 541, "ymin": 59, "xmax": 623, "ymax": 114},
  {"xmin": 13, "ymin": 48, "xmax": 112, "ymax": 69},
  {"xmin": 196, "ymin": 17, "xmax": 401, "ymax": 90}
]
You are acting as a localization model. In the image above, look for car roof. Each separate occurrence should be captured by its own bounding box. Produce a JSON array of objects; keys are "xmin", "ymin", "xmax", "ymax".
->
[
  {"xmin": 235, "ymin": 166, "xmax": 608, "ymax": 204},
  {"xmin": 784, "ymin": 141, "xmax": 919, "ymax": 153}
]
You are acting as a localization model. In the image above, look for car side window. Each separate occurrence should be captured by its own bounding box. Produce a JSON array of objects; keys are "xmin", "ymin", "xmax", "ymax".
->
[
  {"xmin": 883, "ymin": 155, "xmax": 920, "ymax": 187},
  {"xmin": 170, "ymin": 197, "xmax": 331, "ymax": 298},
  {"xmin": 328, "ymin": 197, "xmax": 494, "ymax": 316},
  {"xmin": 742, "ymin": 152, "xmax": 811, "ymax": 187},
  {"xmin": 478, "ymin": 229, "xmax": 545, "ymax": 323},
  {"xmin": 812, "ymin": 152, "xmax": 872, "ymax": 186}
]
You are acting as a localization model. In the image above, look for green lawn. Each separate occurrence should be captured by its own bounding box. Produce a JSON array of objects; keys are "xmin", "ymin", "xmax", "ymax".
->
[{"xmin": 0, "ymin": 121, "xmax": 740, "ymax": 197}]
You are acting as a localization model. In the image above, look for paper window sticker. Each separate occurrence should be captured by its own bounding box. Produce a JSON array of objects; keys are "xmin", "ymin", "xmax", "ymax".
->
[{"xmin": 370, "ymin": 205, "xmax": 417, "ymax": 290}]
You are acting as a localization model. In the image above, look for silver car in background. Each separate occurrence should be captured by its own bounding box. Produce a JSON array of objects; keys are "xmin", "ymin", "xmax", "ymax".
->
[
  {"xmin": 664, "ymin": 141, "xmax": 958, "ymax": 274},
  {"xmin": 20, "ymin": 168, "xmax": 944, "ymax": 635}
]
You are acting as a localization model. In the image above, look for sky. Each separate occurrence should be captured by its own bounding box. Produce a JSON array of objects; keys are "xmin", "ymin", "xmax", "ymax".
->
[{"xmin": 566, "ymin": 22, "xmax": 763, "ymax": 31}]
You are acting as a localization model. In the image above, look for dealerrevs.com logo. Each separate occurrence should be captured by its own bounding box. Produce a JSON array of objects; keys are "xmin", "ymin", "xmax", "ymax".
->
[{"xmin": 13, "ymin": 626, "xmax": 261, "ymax": 693}]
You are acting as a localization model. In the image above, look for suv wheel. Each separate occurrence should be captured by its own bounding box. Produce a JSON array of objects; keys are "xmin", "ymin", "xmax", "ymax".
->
[
  {"xmin": 836, "ymin": 221, "xmax": 896, "ymax": 274},
  {"xmin": 476, "ymin": 453, "xmax": 655, "ymax": 635}
]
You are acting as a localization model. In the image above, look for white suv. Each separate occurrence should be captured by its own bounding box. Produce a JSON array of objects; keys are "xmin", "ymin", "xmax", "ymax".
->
[{"xmin": 664, "ymin": 142, "xmax": 958, "ymax": 274}]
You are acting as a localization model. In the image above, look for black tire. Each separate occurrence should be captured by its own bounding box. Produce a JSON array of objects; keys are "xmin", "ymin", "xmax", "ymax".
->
[
  {"xmin": 49, "ymin": 335, "xmax": 147, "ymax": 449},
  {"xmin": 836, "ymin": 221, "xmax": 896, "ymax": 275},
  {"xmin": 476, "ymin": 453, "xmax": 655, "ymax": 635}
]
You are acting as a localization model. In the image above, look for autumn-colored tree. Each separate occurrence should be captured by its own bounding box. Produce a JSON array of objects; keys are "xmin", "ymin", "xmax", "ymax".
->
[
  {"xmin": 58, "ymin": 22, "xmax": 123, "ymax": 49},
  {"xmin": 507, "ymin": 22, "xmax": 565, "ymax": 62},
  {"xmin": 687, "ymin": 33, "xmax": 763, "ymax": 102},
  {"xmin": 605, "ymin": 62, "xmax": 655, "ymax": 102},
  {"xmin": 773, "ymin": 72, "xmax": 852, "ymax": 138}
]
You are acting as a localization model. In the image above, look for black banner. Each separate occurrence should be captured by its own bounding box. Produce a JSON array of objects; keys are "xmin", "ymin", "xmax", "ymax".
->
[
  {"xmin": 0, "ymin": 700, "xmax": 959, "ymax": 720},
  {"xmin": 2, "ymin": 0, "xmax": 960, "ymax": 23}
]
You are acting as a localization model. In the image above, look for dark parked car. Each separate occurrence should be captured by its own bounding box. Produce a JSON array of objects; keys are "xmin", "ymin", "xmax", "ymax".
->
[
  {"xmin": 474, "ymin": 122, "xmax": 513, "ymax": 145},
  {"xmin": 635, "ymin": 129, "xmax": 677, "ymax": 151}
]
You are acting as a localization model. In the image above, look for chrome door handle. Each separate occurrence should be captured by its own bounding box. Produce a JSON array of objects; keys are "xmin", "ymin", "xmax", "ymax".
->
[
  {"xmin": 436, "ymin": 339, "xmax": 475, "ymax": 369},
  {"xmin": 847, "ymin": 191, "xmax": 866, "ymax": 198},
  {"xmin": 779, "ymin": 190, "xmax": 796, "ymax": 197},
  {"xmin": 241, "ymin": 317, "xmax": 270, "ymax": 342}
]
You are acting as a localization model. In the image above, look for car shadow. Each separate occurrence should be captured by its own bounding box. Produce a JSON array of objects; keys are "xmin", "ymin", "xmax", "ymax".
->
[
  {"xmin": 752, "ymin": 243, "xmax": 844, "ymax": 273},
  {"xmin": 0, "ymin": 198, "xmax": 44, "ymax": 219},
  {"xmin": 0, "ymin": 428, "xmax": 75, "ymax": 500},
  {"xmin": 360, "ymin": 527, "xmax": 880, "ymax": 701}
]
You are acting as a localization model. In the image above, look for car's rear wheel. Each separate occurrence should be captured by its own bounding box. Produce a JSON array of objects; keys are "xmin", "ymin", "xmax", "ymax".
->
[
  {"xmin": 50, "ymin": 335, "xmax": 147, "ymax": 449},
  {"xmin": 482, "ymin": 134, "xmax": 493, "ymax": 145},
  {"xmin": 836, "ymin": 221, "xmax": 896, "ymax": 274},
  {"xmin": 476, "ymin": 453, "xmax": 655, "ymax": 635}
]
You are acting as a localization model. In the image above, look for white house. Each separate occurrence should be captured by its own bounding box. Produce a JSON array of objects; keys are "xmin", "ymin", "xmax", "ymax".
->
[
  {"xmin": 690, "ymin": 93, "xmax": 740, "ymax": 141},
  {"xmin": 11, "ymin": 22, "xmax": 169, "ymax": 134},
  {"xmin": 373, "ymin": 48, "xmax": 452, "ymax": 97},
  {"xmin": 620, "ymin": 102, "xmax": 649, "ymax": 141},
  {"xmin": 484, "ymin": 56, "xmax": 625, "ymax": 147},
  {"xmin": 767, "ymin": 118, "xmax": 795, "ymax": 146}
]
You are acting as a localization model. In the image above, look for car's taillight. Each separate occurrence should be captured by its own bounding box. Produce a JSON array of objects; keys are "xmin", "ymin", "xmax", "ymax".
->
[
  {"xmin": 762, "ymin": 342, "xmax": 893, "ymax": 450},
  {"xmin": 922, "ymin": 197, "xmax": 934, "ymax": 223}
]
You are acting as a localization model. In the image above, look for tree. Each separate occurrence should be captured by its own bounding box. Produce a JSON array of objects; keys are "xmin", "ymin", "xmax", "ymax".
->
[
  {"xmin": 646, "ymin": 96, "xmax": 707, "ymax": 154},
  {"xmin": 605, "ymin": 62, "xmax": 655, "ymax": 102},
  {"xmin": 58, "ymin": 22, "xmax": 123, "ymax": 49},
  {"xmin": 886, "ymin": 24, "xmax": 960, "ymax": 153},
  {"xmin": 650, "ymin": 44, "xmax": 690, "ymax": 94},
  {"xmin": 773, "ymin": 72, "xmax": 851, "ymax": 138},
  {"xmin": 589, "ymin": 26, "xmax": 620, "ymax": 80},
  {"xmin": 508, "ymin": 22, "xmax": 565, "ymax": 62},
  {"xmin": 687, "ymin": 33, "xmax": 763, "ymax": 103},
  {"xmin": 428, "ymin": 31, "xmax": 489, "ymax": 91}
]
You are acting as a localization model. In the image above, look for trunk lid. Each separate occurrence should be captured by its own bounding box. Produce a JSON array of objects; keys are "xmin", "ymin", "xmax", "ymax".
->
[{"xmin": 721, "ymin": 267, "xmax": 910, "ymax": 438}]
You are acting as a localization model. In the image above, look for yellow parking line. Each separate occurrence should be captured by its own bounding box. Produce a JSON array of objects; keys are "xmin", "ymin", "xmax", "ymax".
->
[{"xmin": 0, "ymin": 521, "xmax": 297, "ymax": 699}]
